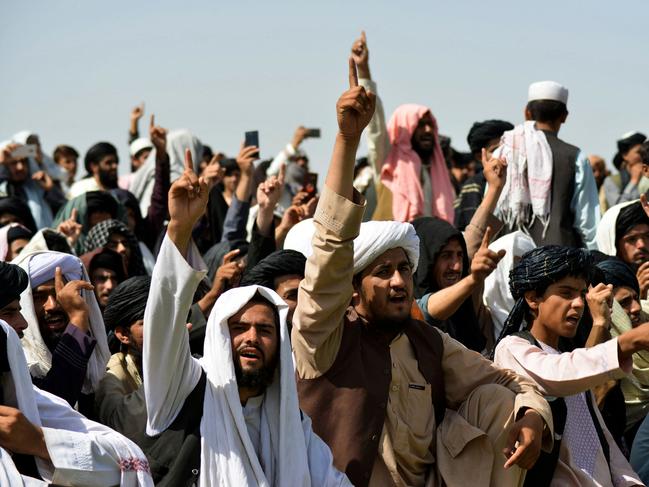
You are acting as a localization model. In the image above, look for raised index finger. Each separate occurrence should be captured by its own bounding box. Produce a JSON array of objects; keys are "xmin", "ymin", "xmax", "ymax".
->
[
  {"xmin": 54, "ymin": 267, "xmax": 64, "ymax": 294},
  {"xmin": 481, "ymin": 226, "xmax": 492, "ymax": 249},
  {"xmin": 348, "ymin": 57, "xmax": 358, "ymax": 88},
  {"xmin": 184, "ymin": 148, "xmax": 194, "ymax": 173},
  {"xmin": 150, "ymin": 114, "xmax": 155, "ymax": 129},
  {"xmin": 361, "ymin": 30, "xmax": 367, "ymax": 43}
]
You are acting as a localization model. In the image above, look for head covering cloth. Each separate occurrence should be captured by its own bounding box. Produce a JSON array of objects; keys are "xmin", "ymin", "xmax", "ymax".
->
[
  {"xmin": 103, "ymin": 276, "xmax": 151, "ymax": 332},
  {"xmin": 0, "ymin": 197, "xmax": 37, "ymax": 233},
  {"xmin": 83, "ymin": 219, "xmax": 146, "ymax": 276},
  {"xmin": 12, "ymin": 250, "xmax": 110, "ymax": 393},
  {"xmin": 379, "ymin": 104, "xmax": 455, "ymax": 223},
  {"xmin": 595, "ymin": 258, "xmax": 640, "ymax": 296},
  {"xmin": 498, "ymin": 245, "xmax": 593, "ymax": 344},
  {"xmin": 596, "ymin": 200, "xmax": 642, "ymax": 257},
  {"xmin": 466, "ymin": 120, "xmax": 514, "ymax": 155},
  {"xmin": 0, "ymin": 262, "xmax": 28, "ymax": 309},
  {"xmin": 0, "ymin": 223, "xmax": 32, "ymax": 261},
  {"xmin": 240, "ymin": 250, "xmax": 306, "ymax": 289}
]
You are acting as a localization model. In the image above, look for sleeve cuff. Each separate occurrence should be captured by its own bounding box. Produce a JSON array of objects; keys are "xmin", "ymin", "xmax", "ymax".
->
[
  {"xmin": 314, "ymin": 186, "xmax": 366, "ymax": 240},
  {"xmin": 64, "ymin": 324, "xmax": 96, "ymax": 354}
]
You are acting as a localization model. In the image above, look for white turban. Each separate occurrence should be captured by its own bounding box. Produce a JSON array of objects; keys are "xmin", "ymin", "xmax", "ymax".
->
[
  {"xmin": 285, "ymin": 218, "xmax": 419, "ymax": 275},
  {"xmin": 353, "ymin": 220, "xmax": 419, "ymax": 275},
  {"xmin": 13, "ymin": 250, "xmax": 110, "ymax": 394}
]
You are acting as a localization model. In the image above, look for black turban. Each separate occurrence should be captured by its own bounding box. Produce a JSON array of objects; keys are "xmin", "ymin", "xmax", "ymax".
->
[
  {"xmin": 240, "ymin": 250, "xmax": 306, "ymax": 289},
  {"xmin": 615, "ymin": 202, "xmax": 649, "ymax": 247},
  {"xmin": 596, "ymin": 258, "xmax": 640, "ymax": 296},
  {"xmin": 7, "ymin": 225, "xmax": 33, "ymax": 245},
  {"xmin": 498, "ymin": 245, "xmax": 593, "ymax": 344},
  {"xmin": 617, "ymin": 132, "xmax": 647, "ymax": 155},
  {"xmin": 0, "ymin": 197, "xmax": 37, "ymax": 234},
  {"xmin": 0, "ymin": 262, "xmax": 28, "ymax": 309},
  {"xmin": 103, "ymin": 276, "xmax": 151, "ymax": 332},
  {"xmin": 466, "ymin": 120, "xmax": 514, "ymax": 155}
]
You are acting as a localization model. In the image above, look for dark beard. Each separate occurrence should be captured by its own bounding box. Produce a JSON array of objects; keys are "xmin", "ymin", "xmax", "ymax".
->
[
  {"xmin": 98, "ymin": 169, "xmax": 118, "ymax": 189},
  {"xmin": 372, "ymin": 316, "xmax": 408, "ymax": 334},
  {"xmin": 233, "ymin": 354, "xmax": 277, "ymax": 391}
]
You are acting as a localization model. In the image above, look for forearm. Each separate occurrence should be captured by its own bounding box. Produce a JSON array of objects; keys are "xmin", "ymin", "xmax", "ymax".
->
[
  {"xmin": 585, "ymin": 322, "xmax": 611, "ymax": 348},
  {"xmin": 145, "ymin": 152, "xmax": 170, "ymax": 240},
  {"xmin": 235, "ymin": 171, "xmax": 253, "ymax": 202},
  {"xmin": 256, "ymin": 204, "xmax": 275, "ymax": 238},
  {"xmin": 426, "ymin": 275, "xmax": 477, "ymax": 320},
  {"xmin": 463, "ymin": 188, "xmax": 503, "ymax": 260},
  {"xmin": 220, "ymin": 194, "xmax": 250, "ymax": 242}
]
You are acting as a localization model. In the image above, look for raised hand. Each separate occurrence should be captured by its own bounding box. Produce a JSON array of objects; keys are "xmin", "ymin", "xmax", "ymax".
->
[
  {"xmin": 215, "ymin": 249, "xmax": 245, "ymax": 289},
  {"xmin": 0, "ymin": 143, "xmax": 19, "ymax": 165},
  {"xmin": 586, "ymin": 283, "xmax": 614, "ymax": 328},
  {"xmin": 202, "ymin": 155, "xmax": 225, "ymax": 187},
  {"xmin": 54, "ymin": 266, "xmax": 92, "ymax": 332},
  {"xmin": 32, "ymin": 170, "xmax": 54, "ymax": 191},
  {"xmin": 482, "ymin": 148, "xmax": 508, "ymax": 192},
  {"xmin": 470, "ymin": 227, "xmax": 506, "ymax": 283},
  {"xmin": 168, "ymin": 149, "xmax": 210, "ymax": 253},
  {"xmin": 56, "ymin": 208, "xmax": 83, "ymax": 247},
  {"xmin": 350, "ymin": 30, "xmax": 370, "ymax": 78},
  {"xmin": 149, "ymin": 114, "xmax": 168, "ymax": 154},
  {"xmin": 257, "ymin": 163, "xmax": 285, "ymax": 210},
  {"xmin": 237, "ymin": 143, "xmax": 259, "ymax": 174},
  {"xmin": 292, "ymin": 126, "xmax": 308, "ymax": 150},
  {"xmin": 637, "ymin": 261, "xmax": 649, "ymax": 301},
  {"xmin": 131, "ymin": 103, "xmax": 144, "ymax": 123},
  {"xmin": 336, "ymin": 58, "xmax": 376, "ymax": 140}
]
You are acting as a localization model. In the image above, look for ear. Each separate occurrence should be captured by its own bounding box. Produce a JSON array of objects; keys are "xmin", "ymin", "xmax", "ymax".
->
[
  {"xmin": 524, "ymin": 107, "xmax": 532, "ymax": 121},
  {"xmin": 114, "ymin": 325, "xmax": 131, "ymax": 345},
  {"xmin": 643, "ymin": 164, "xmax": 649, "ymax": 178},
  {"xmin": 524, "ymin": 290, "xmax": 540, "ymax": 314},
  {"xmin": 560, "ymin": 110, "xmax": 569, "ymax": 124}
]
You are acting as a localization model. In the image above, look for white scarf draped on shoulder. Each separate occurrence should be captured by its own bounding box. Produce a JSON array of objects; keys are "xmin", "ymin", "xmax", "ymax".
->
[{"xmin": 493, "ymin": 121, "xmax": 554, "ymax": 237}]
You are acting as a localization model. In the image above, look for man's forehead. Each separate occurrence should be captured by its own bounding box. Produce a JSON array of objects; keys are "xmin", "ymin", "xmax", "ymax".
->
[
  {"xmin": 369, "ymin": 247, "xmax": 409, "ymax": 267},
  {"xmin": 229, "ymin": 300, "xmax": 278, "ymax": 324},
  {"xmin": 623, "ymin": 224, "xmax": 649, "ymax": 236}
]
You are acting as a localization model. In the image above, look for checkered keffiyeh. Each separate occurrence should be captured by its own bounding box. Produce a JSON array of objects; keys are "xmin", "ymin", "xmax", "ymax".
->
[{"xmin": 84, "ymin": 219, "xmax": 146, "ymax": 276}]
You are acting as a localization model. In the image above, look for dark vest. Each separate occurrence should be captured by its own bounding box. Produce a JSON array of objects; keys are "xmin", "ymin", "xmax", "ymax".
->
[
  {"xmin": 296, "ymin": 310, "xmax": 445, "ymax": 487},
  {"xmin": 138, "ymin": 372, "xmax": 206, "ymax": 487},
  {"xmin": 528, "ymin": 131, "xmax": 582, "ymax": 247}
]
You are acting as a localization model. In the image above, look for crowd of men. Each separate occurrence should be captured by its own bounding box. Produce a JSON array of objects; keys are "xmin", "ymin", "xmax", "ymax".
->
[{"xmin": 2, "ymin": 31, "xmax": 649, "ymax": 486}]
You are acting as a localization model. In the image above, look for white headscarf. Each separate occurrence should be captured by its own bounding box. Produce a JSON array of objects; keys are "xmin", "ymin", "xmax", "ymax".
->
[
  {"xmin": 0, "ymin": 320, "xmax": 153, "ymax": 486},
  {"xmin": 13, "ymin": 251, "xmax": 110, "ymax": 394},
  {"xmin": 285, "ymin": 218, "xmax": 419, "ymax": 275},
  {"xmin": 493, "ymin": 121, "xmax": 554, "ymax": 237},
  {"xmin": 596, "ymin": 200, "xmax": 638, "ymax": 256},
  {"xmin": 198, "ymin": 285, "xmax": 315, "ymax": 486},
  {"xmin": 0, "ymin": 223, "xmax": 30, "ymax": 262},
  {"xmin": 129, "ymin": 129, "xmax": 202, "ymax": 216},
  {"xmin": 483, "ymin": 231, "xmax": 536, "ymax": 340}
]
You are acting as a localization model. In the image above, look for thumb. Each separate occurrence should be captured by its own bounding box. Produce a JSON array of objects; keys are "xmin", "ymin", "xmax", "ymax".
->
[
  {"xmin": 503, "ymin": 422, "xmax": 520, "ymax": 458},
  {"xmin": 496, "ymin": 249, "xmax": 506, "ymax": 261}
]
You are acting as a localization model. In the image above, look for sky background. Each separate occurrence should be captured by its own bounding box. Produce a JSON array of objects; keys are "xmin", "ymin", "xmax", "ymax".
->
[{"xmin": 2, "ymin": 0, "xmax": 648, "ymax": 181}]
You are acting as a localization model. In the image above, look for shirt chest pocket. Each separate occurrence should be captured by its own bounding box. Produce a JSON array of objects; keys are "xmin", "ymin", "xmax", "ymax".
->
[{"xmin": 395, "ymin": 382, "xmax": 435, "ymax": 451}]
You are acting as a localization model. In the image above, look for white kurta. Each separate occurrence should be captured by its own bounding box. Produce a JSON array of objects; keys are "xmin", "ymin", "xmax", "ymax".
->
[
  {"xmin": 495, "ymin": 335, "xmax": 643, "ymax": 486},
  {"xmin": 143, "ymin": 235, "xmax": 351, "ymax": 486}
]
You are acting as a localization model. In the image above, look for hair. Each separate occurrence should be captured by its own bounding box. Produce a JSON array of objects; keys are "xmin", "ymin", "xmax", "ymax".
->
[
  {"xmin": 53, "ymin": 145, "xmax": 79, "ymax": 163},
  {"xmin": 640, "ymin": 141, "xmax": 649, "ymax": 166},
  {"xmin": 202, "ymin": 144, "xmax": 213, "ymax": 163},
  {"xmin": 526, "ymin": 100, "xmax": 568, "ymax": 123},
  {"xmin": 84, "ymin": 142, "xmax": 118, "ymax": 174}
]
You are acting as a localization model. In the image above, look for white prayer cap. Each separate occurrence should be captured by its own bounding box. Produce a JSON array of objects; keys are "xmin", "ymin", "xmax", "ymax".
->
[
  {"xmin": 527, "ymin": 81, "xmax": 569, "ymax": 105},
  {"xmin": 284, "ymin": 218, "xmax": 315, "ymax": 259},
  {"xmin": 129, "ymin": 137, "xmax": 153, "ymax": 157}
]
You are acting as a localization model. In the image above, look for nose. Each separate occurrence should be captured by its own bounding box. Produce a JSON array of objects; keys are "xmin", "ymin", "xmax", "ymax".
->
[
  {"xmin": 104, "ymin": 278, "xmax": 116, "ymax": 292},
  {"xmin": 631, "ymin": 300, "xmax": 642, "ymax": 317},
  {"xmin": 390, "ymin": 269, "xmax": 406, "ymax": 288},
  {"xmin": 44, "ymin": 294, "xmax": 60, "ymax": 311},
  {"xmin": 16, "ymin": 312, "xmax": 28, "ymax": 332},
  {"xmin": 450, "ymin": 256, "xmax": 462, "ymax": 273},
  {"xmin": 116, "ymin": 242, "xmax": 127, "ymax": 255},
  {"xmin": 572, "ymin": 295, "xmax": 585, "ymax": 310},
  {"xmin": 242, "ymin": 326, "xmax": 260, "ymax": 345}
]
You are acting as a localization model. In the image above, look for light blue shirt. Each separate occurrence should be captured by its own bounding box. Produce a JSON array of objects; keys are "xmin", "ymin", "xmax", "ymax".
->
[{"xmin": 571, "ymin": 151, "xmax": 601, "ymax": 249}]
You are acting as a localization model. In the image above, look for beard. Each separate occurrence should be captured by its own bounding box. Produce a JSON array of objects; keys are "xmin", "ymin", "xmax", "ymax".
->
[
  {"xmin": 233, "ymin": 350, "xmax": 278, "ymax": 391},
  {"xmin": 98, "ymin": 169, "xmax": 118, "ymax": 189}
]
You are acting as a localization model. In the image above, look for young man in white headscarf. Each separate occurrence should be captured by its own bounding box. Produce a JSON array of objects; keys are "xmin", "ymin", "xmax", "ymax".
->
[
  {"xmin": 291, "ymin": 57, "xmax": 552, "ymax": 487},
  {"xmin": 13, "ymin": 250, "xmax": 110, "ymax": 413},
  {"xmin": 142, "ymin": 147, "xmax": 351, "ymax": 485},
  {"xmin": 0, "ymin": 319, "xmax": 153, "ymax": 486}
]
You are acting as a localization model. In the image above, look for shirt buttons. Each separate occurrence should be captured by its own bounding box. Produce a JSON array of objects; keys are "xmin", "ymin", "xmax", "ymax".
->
[
  {"xmin": 391, "ymin": 385, "xmax": 399, "ymax": 392},
  {"xmin": 370, "ymin": 434, "xmax": 378, "ymax": 441}
]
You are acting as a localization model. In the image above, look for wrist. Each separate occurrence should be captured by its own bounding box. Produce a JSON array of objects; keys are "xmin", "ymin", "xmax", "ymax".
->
[
  {"xmin": 336, "ymin": 132, "xmax": 362, "ymax": 146},
  {"xmin": 68, "ymin": 311, "xmax": 89, "ymax": 331},
  {"xmin": 592, "ymin": 317, "xmax": 609, "ymax": 328}
]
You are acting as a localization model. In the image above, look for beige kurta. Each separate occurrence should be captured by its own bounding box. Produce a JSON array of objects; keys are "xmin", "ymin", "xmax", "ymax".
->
[{"xmin": 292, "ymin": 185, "xmax": 552, "ymax": 487}]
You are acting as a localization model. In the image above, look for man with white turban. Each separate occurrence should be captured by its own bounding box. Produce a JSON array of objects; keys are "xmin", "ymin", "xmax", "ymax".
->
[
  {"xmin": 13, "ymin": 250, "xmax": 110, "ymax": 411},
  {"xmin": 0, "ymin": 319, "xmax": 153, "ymax": 486},
  {"xmin": 142, "ymin": 145, "xmax": 351, "ymax": 485},
  {"xmin": 292, "ymin": 57, "xmax": 552, "ymax": 487}
]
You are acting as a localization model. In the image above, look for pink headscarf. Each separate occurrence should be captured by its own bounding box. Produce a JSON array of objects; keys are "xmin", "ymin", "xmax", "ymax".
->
[{"xmin": 380, "ymin": 104, "xmax": 455, "ymax": 223}]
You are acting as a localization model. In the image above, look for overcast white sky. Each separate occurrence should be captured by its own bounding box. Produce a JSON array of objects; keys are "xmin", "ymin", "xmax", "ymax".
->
[{"xmin": 2, "ymin": 0, "xmax": 647, "ymax": 179}]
